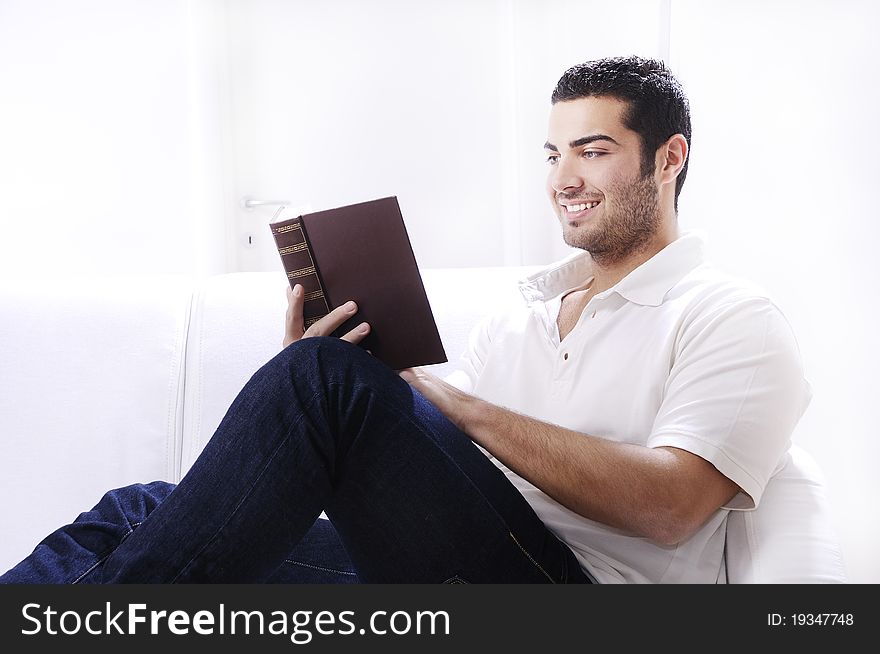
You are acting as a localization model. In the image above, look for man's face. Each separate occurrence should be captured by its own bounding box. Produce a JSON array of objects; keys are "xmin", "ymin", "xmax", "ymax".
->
[{"xmin": 544, "ymin": 96, "xmax": 662, "ymax": 264}]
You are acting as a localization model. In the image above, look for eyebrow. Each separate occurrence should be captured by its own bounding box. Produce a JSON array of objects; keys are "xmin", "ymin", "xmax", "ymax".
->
[{"xmin": 543, "ymin": 134, "xmax": 620, "ymax": 151}]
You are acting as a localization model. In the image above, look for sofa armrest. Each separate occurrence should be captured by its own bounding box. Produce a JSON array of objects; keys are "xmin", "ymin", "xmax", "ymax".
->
[{"xmin": 0, "ymin": 276, "xmax": 193, "ymax": 573}]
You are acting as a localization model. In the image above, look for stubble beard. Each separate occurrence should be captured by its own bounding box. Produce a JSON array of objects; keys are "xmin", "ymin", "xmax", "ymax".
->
[{"xmin": 561, "ymin": 173, "xmax": 662, "ymax": 268}]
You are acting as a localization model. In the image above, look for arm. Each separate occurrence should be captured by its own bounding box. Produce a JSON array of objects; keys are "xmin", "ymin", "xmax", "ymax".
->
[{"xmin": 399, "ymin": 369, "xmax": 739, "ymax": 546}]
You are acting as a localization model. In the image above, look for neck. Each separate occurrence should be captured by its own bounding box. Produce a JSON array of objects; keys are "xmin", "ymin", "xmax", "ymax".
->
[{"xmin": 589, "ymin": 220, "xmax": 679, "ymax": 292}]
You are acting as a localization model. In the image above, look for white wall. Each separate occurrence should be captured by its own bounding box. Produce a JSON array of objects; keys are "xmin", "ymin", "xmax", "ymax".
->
[
  {"xmin": 1, "ymin": 0, "xmax": 878, "ymax": 581},
  {"xmin": 224, "ymin": 0, "xmax": 514, "ymax": 271},
  {"xmin": 0, "ymin": 0, "xmax": 228, "ymax": 278}
]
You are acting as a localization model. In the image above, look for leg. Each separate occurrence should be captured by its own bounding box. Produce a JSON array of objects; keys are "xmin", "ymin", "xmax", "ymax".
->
[
  {"xmin": 266, "ymin": 517, "xmax": 358, "ymax": 583},
  {"xmin": 104, "ymin": 337, "xmax": 587, "ymax": 582},
  {"xmin": 19, "ymin": 337, "xmax": 588, "ymax": 583},
  {"xmin": 0, "ymin": 485, "xmax": 357, "ymax": 584},
  {"xmin": 0, "ymin": 481, "xmax": 175, "ymax": 583}
]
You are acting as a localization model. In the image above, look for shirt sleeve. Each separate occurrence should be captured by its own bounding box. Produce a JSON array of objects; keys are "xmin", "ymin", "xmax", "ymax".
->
[{"xmin": 647, "ymin": 296, "xmax": 812, "ymax": 510}]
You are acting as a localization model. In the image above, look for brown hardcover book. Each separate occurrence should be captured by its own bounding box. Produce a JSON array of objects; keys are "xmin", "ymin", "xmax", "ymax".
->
[{"xmin": 270, "ymin": 196, "xmax": 447, "ymax": 370}]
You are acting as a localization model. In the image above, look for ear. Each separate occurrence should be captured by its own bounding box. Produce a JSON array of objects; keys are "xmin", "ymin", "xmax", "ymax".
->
[{"xmin": 656, "ymin": 134, "xmax": 688, "ymax": 186}]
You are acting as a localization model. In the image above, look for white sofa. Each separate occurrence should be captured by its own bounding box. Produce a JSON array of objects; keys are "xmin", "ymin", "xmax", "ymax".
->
[{"xmin": 0, "ymin": 270, "xmax": 847, "ymax": 582}]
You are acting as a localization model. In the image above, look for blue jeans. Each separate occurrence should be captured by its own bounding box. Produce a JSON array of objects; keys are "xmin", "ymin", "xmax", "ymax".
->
[{"xmin": 1, "ymin": 338, "xmax": 591, "ymax": 584}]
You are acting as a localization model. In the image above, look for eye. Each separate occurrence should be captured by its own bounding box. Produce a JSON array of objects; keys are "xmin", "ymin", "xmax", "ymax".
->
[
  {"xmin": 545, "ymin": 153, "xmax": 560, "ymax": 165},
  {"xmin": 583, "ymin": 150, "xmax": 604, "ymax": 159}
]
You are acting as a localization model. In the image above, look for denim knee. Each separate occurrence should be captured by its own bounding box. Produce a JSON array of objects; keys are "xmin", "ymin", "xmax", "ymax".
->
[
  {"xmin": 280, "ymin": 336, "xmax": 374, "ymax": 369},
  {"xmin": 0, "ymin": 481, "xmax": 175, "ymax": 584},
  {"xmin": 268, "ymin": 337, "xmax": 419, "ymax": 461},
  {"xmin": 65, "ymin": 481, "xmax": 176, "ymax": 557},
  {"xmin": 277, "ymin": 336, "xmax": 403, "ymax": 397},
  {"xmin": 88, "ymin": 481, "xmax": 176, "ymax": 527}
]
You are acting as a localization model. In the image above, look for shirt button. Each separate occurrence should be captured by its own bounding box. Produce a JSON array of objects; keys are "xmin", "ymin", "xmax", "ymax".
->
[
  {"xmin": 591, "ymin": 310, "xmax": 597, "ymax": 319},
  {"xmin": 563, "ymin": 352, "xmax": 569, "ymax": 361}
]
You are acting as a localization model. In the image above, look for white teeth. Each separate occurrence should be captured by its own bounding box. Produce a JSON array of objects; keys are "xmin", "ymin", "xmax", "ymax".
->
[{"xmin": 564, "ymin": 202, "xmax": 599, "ymax": 212}]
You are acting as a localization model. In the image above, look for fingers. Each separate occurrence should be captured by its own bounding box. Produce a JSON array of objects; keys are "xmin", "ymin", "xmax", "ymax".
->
[
  {"xmin": 283, "ymin": 284, "xmax": 306, "ymax": 348},
  {"xmin": 284, "ymin": 285, "xmax": 371, "ymax": 347},
  {"xmin": 399, "ymin": 367, "xmax": 434, "ymax": 389},
  {"xmin": 304, "ymin": 300, "xmax": 357, "ymax": 337},
  {"xmin": 397, "ymin": 367, "xmax": 418, "ymax": 384},
  {"xmin": 339, "ymin": 321, "xmax": 371, "ymax": 345},
  {"xmin": 303, "ymin": 299, "xmax": 372, "ymax": 345}
]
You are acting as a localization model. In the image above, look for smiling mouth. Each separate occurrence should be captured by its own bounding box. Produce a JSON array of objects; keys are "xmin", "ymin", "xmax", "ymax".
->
[
  {"xmin": 561, "ymin": 199, "xmax": 602, "ymax": 222},
  {"xmin": 564, "ymin": 201, "xmax": 600, "ymax": 213}
]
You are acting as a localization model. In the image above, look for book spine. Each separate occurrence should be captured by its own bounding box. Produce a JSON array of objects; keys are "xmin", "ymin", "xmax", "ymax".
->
[{"xmin": 270, "ymin": 217, "xmax": 330, "ymax": 328}]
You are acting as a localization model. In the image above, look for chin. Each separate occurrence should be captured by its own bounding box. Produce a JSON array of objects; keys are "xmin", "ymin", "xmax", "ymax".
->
[
  {"xmin": 562, "ymin": 234, "xmax": 590, "ymax": 252},
  {"xmin": 561, "ymin": 224, "xmax": 596, "ymax": 251}
]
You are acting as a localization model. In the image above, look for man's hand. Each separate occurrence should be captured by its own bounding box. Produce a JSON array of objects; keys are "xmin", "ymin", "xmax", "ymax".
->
[
  {"xmin": 399, "ymin": 367, "xmax": 477, "ymax": 434},
  {"xmin": 283, "ymin": 284, "xmax": 370, "ymax": 348}
]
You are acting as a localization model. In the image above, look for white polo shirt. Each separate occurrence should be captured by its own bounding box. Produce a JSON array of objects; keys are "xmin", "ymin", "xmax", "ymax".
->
[{"xmin": 445, "ymin": 232, "xmax": 812, "ymax": 583}]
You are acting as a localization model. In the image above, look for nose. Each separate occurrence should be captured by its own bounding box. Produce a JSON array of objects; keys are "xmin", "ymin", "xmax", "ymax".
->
[{"xmin": 548, "ymin": 155, "xmax": 583, "ymax": 194}]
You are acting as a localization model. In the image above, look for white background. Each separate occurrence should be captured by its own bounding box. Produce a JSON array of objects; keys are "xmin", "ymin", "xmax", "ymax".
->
[{"xmin": 1, "ymin": 0, "xmax": 877, "ymax": 582}]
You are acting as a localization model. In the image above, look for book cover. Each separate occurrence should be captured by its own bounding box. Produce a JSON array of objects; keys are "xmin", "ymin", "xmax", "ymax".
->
[{"xmin": 270, "ymin": 196, "xmax": 447, "ymax": 370}]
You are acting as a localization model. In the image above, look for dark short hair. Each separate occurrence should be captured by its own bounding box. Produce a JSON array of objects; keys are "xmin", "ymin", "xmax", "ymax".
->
[{"xmin": 552, "ymin": 56, "xmax": 691, "ymax": 210}]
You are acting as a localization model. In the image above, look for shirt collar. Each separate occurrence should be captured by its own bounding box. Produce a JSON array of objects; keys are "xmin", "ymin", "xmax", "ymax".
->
[{"xmin": 518, "ymin": 231, "xmax": 706, "ymax": 307}]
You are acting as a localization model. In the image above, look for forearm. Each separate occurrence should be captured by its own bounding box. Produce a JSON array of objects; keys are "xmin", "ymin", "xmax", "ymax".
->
[
  {"xmin": 402, "ymin": 368, "xmax": 737, "ymax": 544},
  {"xmin": 459, "ymin": 395, "xmax": 690, "ymax": 543}
]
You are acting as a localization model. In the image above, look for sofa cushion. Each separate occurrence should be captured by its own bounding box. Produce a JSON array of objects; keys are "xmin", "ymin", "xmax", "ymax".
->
[
  {"xmin": 725, "ymin": 445, "xmax": 846, "ymax": 583},
  {"xmin": 179, "ymin": 273, "xmax": 290, "ymax": 475}
]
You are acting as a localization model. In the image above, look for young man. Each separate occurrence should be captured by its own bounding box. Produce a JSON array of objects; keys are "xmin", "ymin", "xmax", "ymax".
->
[{"xmin": 1, "ymin": 56, "xmax": 809, "ymax": 584}]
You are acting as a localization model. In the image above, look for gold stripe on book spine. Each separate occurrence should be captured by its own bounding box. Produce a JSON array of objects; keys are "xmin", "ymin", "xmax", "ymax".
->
[
  {"xmin": 304, "ymin": 316, "xmax": 323, "ymax": 328},
  {"xmin": 303, "ymin": 289, "xmax": 325, "ymax": 302},
  {"xmin": 279, "ymin": 243, "xmax": 309, "ymax": 256},
  {"xmin": 273, "ymin": 223, "xmax": 303, "ymax": 235},
  {"xmin": 287, "ymin": 266, "xmax": 317, "ymax": 279}
]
